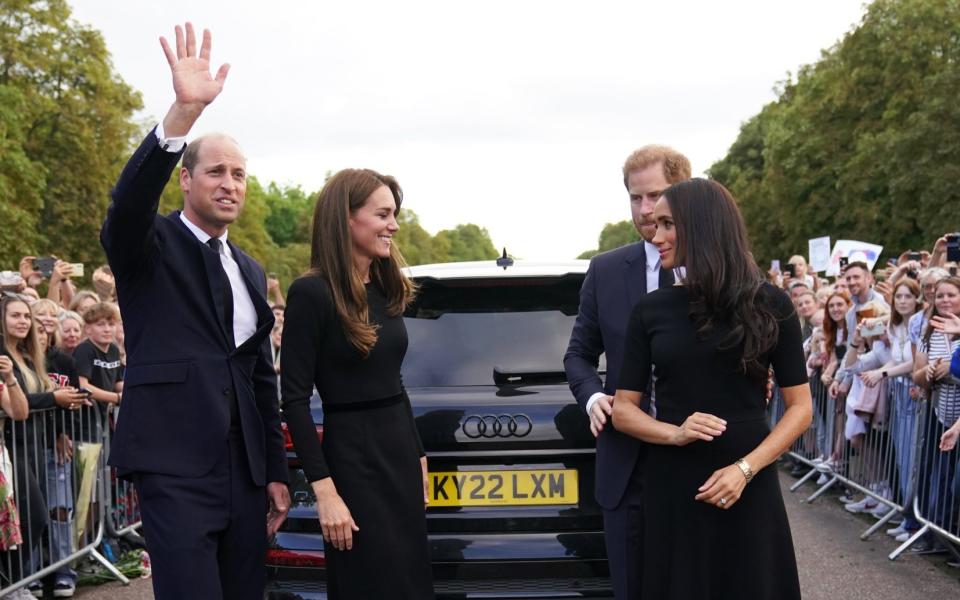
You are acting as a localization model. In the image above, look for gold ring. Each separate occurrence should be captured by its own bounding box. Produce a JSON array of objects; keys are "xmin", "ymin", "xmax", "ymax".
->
[{"xmin": 719, "ymin": 498, "xmax": 727, "ymax": 505}]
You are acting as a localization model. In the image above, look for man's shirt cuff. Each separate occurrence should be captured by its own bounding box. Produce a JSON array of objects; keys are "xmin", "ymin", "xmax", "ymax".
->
[{"xmin": 154, "ymin": 122, "xmax": 187, "ymax": 153}]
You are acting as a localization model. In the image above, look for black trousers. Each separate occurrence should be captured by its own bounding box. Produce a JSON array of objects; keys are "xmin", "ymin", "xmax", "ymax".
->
[
  {"xmin": 601, "ymin": 458, "xmax": 643, "ymax": 600},
  {"xmin": 134, "ymin": 434, "xmax": 266, "ymax": 600}
]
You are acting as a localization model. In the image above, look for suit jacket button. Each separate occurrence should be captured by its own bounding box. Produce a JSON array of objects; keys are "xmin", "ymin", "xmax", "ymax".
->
[{"xmin": 222, "ymin": 388, "xmax": 230, "ymax": 396}]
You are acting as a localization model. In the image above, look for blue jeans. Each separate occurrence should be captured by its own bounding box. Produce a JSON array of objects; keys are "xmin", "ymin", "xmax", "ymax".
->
[{"xmin": 888, "ymin": 378, "xmax": 920, "ymax": 529}]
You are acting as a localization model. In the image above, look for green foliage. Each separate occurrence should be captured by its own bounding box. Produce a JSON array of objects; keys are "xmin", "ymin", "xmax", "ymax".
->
[
  {"xmin": 0, "ymin": 3, "xmax": 497, "ymax": 287},
  {"xmin": 709, "ymin": 0, "xmax": 960, "ymax": 264},
  {"xmin": 0, "ymin": 0, "xmax": 142, "ymax": 269},
  {"xmin": 578, "ymin": 220, "xmax": 640, "ymax": 258}
]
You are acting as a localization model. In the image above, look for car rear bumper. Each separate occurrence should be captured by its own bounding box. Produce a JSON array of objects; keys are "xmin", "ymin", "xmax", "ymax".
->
[{"xmin": 266, "ymin": 575, "xmax": 613, "ymax": 599}]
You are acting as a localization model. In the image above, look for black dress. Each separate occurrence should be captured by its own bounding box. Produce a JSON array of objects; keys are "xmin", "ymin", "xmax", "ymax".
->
[
  {"xmin": 618, "ymin": 283, "xmax": 806, "ymax": 600},
  {"xmin": 281, "ymin": 276, "xmax": 433, "ymax": 599}
]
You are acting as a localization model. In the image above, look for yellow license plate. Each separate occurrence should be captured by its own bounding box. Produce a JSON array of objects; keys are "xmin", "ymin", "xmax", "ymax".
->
[{"xmin": 428, "ymin": 469, "xmax": 578, "ymax": 507}]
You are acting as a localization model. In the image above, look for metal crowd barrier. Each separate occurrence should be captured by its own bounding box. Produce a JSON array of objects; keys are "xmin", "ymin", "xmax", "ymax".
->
[
  {"xmin": 0, "ymin": 403, "xmax": 139, "ymax": 597},
  {"xmin": 773, "ymin": 371, "xmax": 960, "ymax": 562}
]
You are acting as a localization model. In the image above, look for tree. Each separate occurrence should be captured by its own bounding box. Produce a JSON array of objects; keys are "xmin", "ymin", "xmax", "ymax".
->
[
  {"xmin": 0, "ymin": 0, "xmax": 142, "ymax": 269},
  {"xmin": 578, "ymin": 220, "xmax": 639, "ymax": 259},
  {"xmin": 709, "ymin": 0, "xmax": 960, "ymax": 264},
  {"xmin": 434, "ymin": 224, "xmax": 499, "ymax": 262}
]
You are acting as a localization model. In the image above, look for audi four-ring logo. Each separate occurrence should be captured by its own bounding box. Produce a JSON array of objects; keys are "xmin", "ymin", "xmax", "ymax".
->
[{"xmin": 461, "ymin": 414, "xmax": 533, "ymax": 438}]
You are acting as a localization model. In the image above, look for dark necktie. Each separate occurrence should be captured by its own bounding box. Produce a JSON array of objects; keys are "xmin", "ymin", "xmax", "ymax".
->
[
  {"xmin": 206, "ymin": 238, "xmax": 235, "ymax": 343},
  {"xmin": 658, "ymin": 264, "xmax": 675, "ymax": 289}
]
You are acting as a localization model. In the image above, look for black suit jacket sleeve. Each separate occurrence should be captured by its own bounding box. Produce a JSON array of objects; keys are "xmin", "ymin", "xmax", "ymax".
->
[
  {"xmin": 564, "ymin": 257, "xmax": 606, "ymax": 413},
  {"xmin": 101, "ymin": 129, "xmax": 183, "ymax": 276}
]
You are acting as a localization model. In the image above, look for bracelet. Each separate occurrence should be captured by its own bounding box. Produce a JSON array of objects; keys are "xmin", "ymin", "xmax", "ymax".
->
[
  {"xmin": 735, "ymin": 458, "xmax": 754, "ymax": 483},
  {"xmin": 5, "ymin": 379, "xmax": 18, "ymax": 388}
]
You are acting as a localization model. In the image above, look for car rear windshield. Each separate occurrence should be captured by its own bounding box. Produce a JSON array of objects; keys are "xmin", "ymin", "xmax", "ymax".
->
[{"xmin": 401, "ymin": 275, "xmax": 605, "ymax": 387}]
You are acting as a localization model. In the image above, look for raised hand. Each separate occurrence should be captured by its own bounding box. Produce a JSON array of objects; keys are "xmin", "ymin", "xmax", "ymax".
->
[{"xmin": 159, "ymin": 23, "xmax": 230, "ymax": 137}]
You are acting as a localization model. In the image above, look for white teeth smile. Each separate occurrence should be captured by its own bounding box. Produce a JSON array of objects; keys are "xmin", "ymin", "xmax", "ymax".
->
[{"xmin": 216, "ymin": 199, "xmax": 236, "ymax": 205}]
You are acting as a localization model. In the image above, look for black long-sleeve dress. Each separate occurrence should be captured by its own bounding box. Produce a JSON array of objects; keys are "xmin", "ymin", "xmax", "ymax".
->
[
  {"xmin": 618, "ymin": 282, "xmax": 806, "ymax": 599},
  {"xmin": 280, "ymin": 275, "xmax": 433, "ymax": 599}
]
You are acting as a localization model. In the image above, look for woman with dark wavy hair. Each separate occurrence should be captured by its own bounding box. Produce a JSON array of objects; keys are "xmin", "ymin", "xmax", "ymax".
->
[
  {"xmin": 611, "ymin": 178, "xmax": 812, "ymax": 599},
  {"xmin": 280, "ymin": 169, "xmax": 433, "ymax": 598}
]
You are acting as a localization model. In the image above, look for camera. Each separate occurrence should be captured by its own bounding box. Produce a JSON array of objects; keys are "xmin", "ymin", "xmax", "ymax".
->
[
  {"xmin": 907, "ymin": 251, "xmax": 922, "ymax": 262},
  {"xmin": 838, "ymin": 256, "xmax": 849, "ymax": 271},
  {"xmin": 946, "ymin": 233, "xmax": 960, "ymax": 263},
  {"xmin": 783, "ymin": 264, "xmax": 796, "ymax": 278},
  {"xmin": 33, "ymin": 257, "xmax": 55, "ymax": 278}
]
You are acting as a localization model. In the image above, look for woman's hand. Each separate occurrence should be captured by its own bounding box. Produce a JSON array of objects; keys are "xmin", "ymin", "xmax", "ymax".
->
[
  {"xmin": 55, "ymin": 433, "xmax": 74, "ymax": 465},
  {"xmin": 312, "ymin": 478, "xmax": 359, "ymax": 551},
  {"xmin": 926, "ymin": 358, "xmax": 949, "ymax": 382},
  {"xmin": 0, "ymin": 356, "xmax": 14, "ymax": 382},
  {"xmin": 420, "ymin": 456, "xmax": 429, "ymax": 509},
  {"xmin": 53, "ymin": 387, "xmax": 92, "ymax": 410},
  {"xmin": 695, "ymin": 464, "xmax": 748, "ymax": 509},
  {"xmin": 860, "ymin": 370, "xmax": 883, "ymax": 388},
  {"xmin": 672, "ymin": 412, "xmax": 726, "ymax": 446},
  {"xmin": 820, "ymin": 371, "xmax": 833, "ymax": 386},
  {"xmin": 930, "ymin": 313, "xmax": 960, "ymax": 336},
  {"xmin": 940, "ymin": 421, "xmax": 960, "ymax": 451}
]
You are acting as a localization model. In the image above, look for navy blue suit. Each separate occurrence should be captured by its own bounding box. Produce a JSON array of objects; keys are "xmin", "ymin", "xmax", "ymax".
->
[
  {"xmin": 564, "ymin": 241, "xmax": 670, "ymax": 599},
  {"xmin": 101, "ymin": 129, "xmax": 286, "ymax": 599}
]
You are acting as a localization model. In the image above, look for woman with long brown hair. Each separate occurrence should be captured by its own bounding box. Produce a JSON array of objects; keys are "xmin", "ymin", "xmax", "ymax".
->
[
  {"xmin": 610, "ymin": 179, "xmax": 811, "ymax": 598},
  {"xmin": 280, "ymin": 169, "xmax": 432, "ymax": 598}
]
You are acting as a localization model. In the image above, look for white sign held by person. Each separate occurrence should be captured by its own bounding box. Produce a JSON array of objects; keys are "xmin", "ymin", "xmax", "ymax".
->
[
  {"xmin": 827, "ymin": 240, "xmax": 884, "ymax": 277},
  {"xmin": 808, "ymin": 236, "xmax": 831, "ymax": 273}
]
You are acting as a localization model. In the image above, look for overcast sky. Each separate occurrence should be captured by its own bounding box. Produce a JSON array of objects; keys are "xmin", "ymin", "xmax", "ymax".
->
[{"xmin": 70, "ymin": 0, "xmax": 868, "ymax": 260}]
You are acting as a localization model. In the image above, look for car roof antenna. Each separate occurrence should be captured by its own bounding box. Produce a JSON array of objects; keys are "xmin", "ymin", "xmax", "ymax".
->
[{"xmin": 496, "ymin": 248, "xmax": 514, "ymax": 270}]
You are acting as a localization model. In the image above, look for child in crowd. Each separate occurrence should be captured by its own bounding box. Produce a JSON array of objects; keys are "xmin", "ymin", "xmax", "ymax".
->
[{"xmin": 73, "ymin": 303, "xmax": 123, "ymax": 441}]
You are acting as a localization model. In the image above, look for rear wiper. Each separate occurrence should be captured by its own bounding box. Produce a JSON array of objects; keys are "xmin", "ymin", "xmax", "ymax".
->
[{"xmin": 493, "ymin": 366, "xmax": 568, "ymax": 386}]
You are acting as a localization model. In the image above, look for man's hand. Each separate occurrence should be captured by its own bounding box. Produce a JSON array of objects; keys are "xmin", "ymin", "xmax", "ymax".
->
[
  {"xmin": 160, "ymin": 23, "xmax": 230, "ymax": 137},
  {"xmin": 266, "ymin": 482, "xmax": 291, "ymax": 536},
  {"xmin": 589, "ymin": 395, "xmax": 613, "ymax": 437}
]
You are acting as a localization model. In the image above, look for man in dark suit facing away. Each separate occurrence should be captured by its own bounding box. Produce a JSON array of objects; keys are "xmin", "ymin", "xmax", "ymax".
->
[
  {"xmin": 564, "ymin": 146, "xmax": 690, "ymax": 599},
  {"xmin": 101, "ymin": 23, "xmax": 289, "ymax": 599}
]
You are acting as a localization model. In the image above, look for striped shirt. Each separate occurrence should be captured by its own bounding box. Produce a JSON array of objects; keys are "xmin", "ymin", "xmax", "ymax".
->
[{"xmin": 920, "ymin": 331, "xmax": 960, "ymax": 426}]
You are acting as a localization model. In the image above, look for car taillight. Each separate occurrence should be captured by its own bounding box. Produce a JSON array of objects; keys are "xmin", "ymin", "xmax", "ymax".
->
[
  {"xmin": 265, "ymin": 548, "xmax": 326, "ymax": 567},
  {"xmin": 281, "ymin": 422, "xmax": 323, "ymax": 451}
]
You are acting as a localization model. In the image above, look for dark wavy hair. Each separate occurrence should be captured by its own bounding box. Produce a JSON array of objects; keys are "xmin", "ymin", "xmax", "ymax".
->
[{"xmin": 661, "ymin": 178, "xmax": 779, "ymax": 381}]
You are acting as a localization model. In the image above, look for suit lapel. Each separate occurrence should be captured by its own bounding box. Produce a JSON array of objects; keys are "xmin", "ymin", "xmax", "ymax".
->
[{"xmin": 622, "ymin": 242, "xmax": 647, "ymax": 307}]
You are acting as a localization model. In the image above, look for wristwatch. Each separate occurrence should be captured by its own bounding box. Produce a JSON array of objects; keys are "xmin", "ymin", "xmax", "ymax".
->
[{"xmin": 882, "ymin": 370, "xmax": 888, "ymax": 378}]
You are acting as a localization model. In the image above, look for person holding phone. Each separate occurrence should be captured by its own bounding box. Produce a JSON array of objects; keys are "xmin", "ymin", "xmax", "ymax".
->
[{"xmin": 611, "ymin": 179, "xmax": 811, "ymax": 599}]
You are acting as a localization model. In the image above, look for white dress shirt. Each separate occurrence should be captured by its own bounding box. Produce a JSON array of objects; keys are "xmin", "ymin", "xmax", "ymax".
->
[{"xmin": 178, "ymin": 213, "xmax": 259, "ymax": 348}]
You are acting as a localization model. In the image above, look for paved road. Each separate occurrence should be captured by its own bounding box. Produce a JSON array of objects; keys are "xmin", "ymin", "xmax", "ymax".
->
[
  {"xmin": 782, "ymin": 470, "xmax": 959, "ymax": 599},
  {"xmin": 68, "ymin": 470, "xmax": 960, "ymax": 599}
]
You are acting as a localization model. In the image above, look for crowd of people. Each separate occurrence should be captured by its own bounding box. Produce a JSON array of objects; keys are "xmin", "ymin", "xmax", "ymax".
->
[
  {"xmin": 0, "ymin": 256, "xmax": 288, "ymax": 598},
  {"xmin": 772, "ymin": 236, "xmax": 960, "ymax": 555}
]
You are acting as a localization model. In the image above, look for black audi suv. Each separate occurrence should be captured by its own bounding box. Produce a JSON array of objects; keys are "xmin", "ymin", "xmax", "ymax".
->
[{"xmin": 265, "ymin": 260, "xmax": 612, "ymax": 599}]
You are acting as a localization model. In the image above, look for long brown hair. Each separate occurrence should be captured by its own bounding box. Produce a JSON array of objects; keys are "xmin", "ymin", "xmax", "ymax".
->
[
  {"xmin": 661, "ymin": 178, "xmax": 778, "ymax": 381},
  {"xmin": 0, "ymin": 295, "xmax": 53, "ymax": 392},
  {"xmin": 308, "ymin": 168, "xmax": 416, "ymax": 356},
  {"xmin": 822, "ymin": 290, "xmax": 851, "ymax": 357}
]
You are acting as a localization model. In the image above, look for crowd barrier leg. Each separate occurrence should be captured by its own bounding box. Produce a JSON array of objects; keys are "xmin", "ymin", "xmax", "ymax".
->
[{"xmin": 0, "ymin": 404, "xmax": 130, "ymax": 597}]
